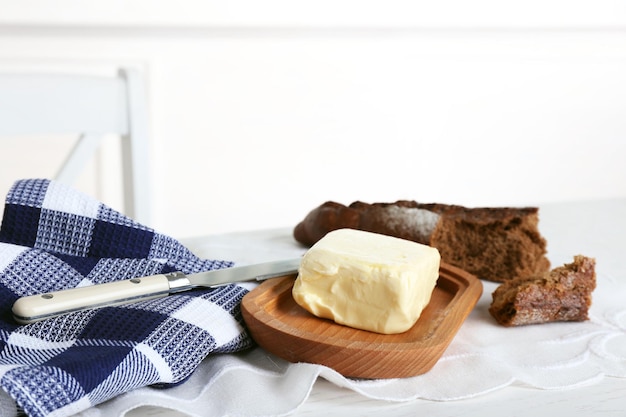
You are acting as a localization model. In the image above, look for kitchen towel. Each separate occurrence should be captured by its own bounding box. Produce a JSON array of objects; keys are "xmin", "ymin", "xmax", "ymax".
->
[{"xmin": 0, "ymin": 179, "xmax": 251, "ymax": 417}]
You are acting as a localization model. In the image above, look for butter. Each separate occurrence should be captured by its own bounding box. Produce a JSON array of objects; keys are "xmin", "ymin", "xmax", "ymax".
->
[{"xmin": 292, "ymin": 228, "xmax": 441, "ymax": 334}]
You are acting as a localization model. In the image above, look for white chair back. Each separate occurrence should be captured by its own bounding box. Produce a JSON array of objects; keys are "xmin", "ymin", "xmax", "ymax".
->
[{"xmin": 0, "ymin": 68, "xmax": 150, "ymax": 224}]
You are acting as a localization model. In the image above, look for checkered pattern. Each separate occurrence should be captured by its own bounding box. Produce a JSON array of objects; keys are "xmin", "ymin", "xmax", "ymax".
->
[{"xmin": 0, "ymin": 179, "xmax": 252, "ymax": 417}]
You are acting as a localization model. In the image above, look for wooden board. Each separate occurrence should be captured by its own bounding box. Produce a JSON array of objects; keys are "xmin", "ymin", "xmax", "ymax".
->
[{"xmin": 241, "ymin": 262, "xmax": 483, "ymax": 379}]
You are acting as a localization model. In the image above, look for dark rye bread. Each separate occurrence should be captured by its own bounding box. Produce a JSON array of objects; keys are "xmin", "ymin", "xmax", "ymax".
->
[
  {"xmin": 293, "ymin": 200, "xmax": 550, "ymax": 282},
  {"xmin": 489, "ymin": 256, "xmax": 596, "ymax": 326}
]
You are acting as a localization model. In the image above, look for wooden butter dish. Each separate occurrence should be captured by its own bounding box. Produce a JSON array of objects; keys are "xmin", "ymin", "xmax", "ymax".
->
[{"xmin": 241, "ymin": 262, "xmax": 482, "ymax": 379}]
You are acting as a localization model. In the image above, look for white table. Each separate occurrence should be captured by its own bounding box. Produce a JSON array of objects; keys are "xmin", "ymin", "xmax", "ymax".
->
[{"xmin": 133, "ymin": 198, "xmax": 626, "ymax": 417}]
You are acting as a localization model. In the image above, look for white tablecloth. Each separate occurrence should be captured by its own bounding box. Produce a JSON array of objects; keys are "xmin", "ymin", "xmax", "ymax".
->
[{"xmin": 76, "ymin": 198, "xmax": 626, "ymax": 416}]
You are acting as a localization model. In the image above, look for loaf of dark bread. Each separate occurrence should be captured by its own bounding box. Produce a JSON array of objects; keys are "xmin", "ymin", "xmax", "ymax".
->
[
  {"xmin": 489, "ymin": 255, "xmax": 596, "ymax": 326},
  {"xmin": 293, "ymin": 200, "xmax": 550, "ymax": 282}
]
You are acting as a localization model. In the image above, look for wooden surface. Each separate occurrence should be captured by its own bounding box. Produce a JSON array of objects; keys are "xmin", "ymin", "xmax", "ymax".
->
[{"xmin": 241, "ymin": 262, "xmax": 483, "ymax": 379}]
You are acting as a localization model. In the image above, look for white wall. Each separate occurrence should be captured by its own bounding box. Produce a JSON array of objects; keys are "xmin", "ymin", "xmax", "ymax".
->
[{"xmin": 1, "ymin": 1, "xmax": 625, "ymax": 238}]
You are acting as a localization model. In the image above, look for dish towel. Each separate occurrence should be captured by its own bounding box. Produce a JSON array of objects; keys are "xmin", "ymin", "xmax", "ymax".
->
[{"xmin": 0, "ymin": 179, "xmax": 252, "ymax": 417}]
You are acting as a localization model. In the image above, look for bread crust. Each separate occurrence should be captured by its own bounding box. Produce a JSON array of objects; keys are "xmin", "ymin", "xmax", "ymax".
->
[{"xmin": 489, "ymin": 255, "xmax": 596, "ymax": 326}]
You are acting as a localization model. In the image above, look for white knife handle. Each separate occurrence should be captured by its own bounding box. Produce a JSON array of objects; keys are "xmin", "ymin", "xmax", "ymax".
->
[{"xmin": 12, "ymin": 274, "xmax": 176, "ymax": 324}]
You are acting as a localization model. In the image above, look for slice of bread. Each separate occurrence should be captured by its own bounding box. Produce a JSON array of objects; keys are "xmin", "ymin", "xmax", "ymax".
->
[{"xmin": 489, "ymin": 255, "xmax": 596, "ymax": 326}]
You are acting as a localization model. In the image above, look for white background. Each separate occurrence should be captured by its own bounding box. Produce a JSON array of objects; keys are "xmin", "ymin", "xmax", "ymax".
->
[{"xmin": 1, "ymin": 1, "xmax": 625, "ymax": 238}]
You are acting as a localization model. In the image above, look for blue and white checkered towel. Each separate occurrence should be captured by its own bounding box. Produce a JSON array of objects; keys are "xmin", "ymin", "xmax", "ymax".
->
[{"xmin": 0, "ymin": 179, "xmax": 253, "ymax": 417}]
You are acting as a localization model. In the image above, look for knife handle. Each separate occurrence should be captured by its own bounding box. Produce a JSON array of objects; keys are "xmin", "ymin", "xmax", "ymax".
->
[{"xmin": 12, "ymin": 274, "xmax": 177, "ymax": 325}]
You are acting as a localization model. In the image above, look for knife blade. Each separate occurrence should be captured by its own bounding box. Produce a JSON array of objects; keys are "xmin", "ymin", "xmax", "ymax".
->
[{"xmin": 12, "ymin": 258, "xmax": 301, "ymax": 324}]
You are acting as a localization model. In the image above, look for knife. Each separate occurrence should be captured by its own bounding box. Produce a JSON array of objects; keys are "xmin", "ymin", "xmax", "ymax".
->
[{"xmin": 12, "ymin": 258, "xmax": 301, "ymax": 324}]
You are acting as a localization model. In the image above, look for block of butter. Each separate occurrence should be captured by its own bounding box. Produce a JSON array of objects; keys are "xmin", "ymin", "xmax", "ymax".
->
[{"xmin": 292, "ymin": 228, "xmax": 441, "ymax": 334}]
